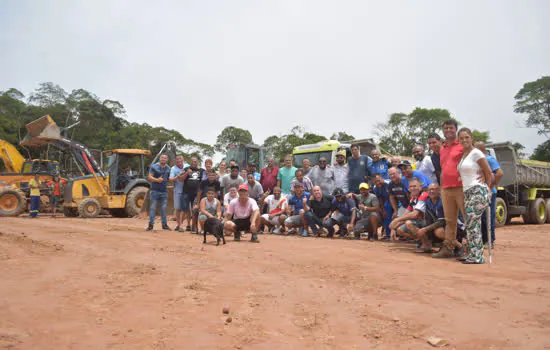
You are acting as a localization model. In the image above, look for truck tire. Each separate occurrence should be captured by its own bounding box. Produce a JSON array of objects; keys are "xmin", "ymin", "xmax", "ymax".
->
[
  {"xmin": 495, "ymin": 197, "xmax": 507, "ymax": 227},
  {"xmin": 78, "ymin": 198, "xmax": 101, "ymax": 218},
  {"xmin": 529, "ymin": 198, "xmax": 546, "ymax": 225},
  {"xmin": 545, "ymin": 199, "xmax": 550, "ymax": 223},
  {"xmin": 63, "ymin": 206, "xmax": 79, "ymax": 217},
  {"xmin": 125, "ymin": 186, "xmax": 149, "ymax": 217},
  {"xmin": 0, "ymin": 188, "xmax": 26, "ymax": 217}
]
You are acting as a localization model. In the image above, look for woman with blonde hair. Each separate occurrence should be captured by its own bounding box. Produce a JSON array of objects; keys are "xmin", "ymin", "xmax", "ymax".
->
[{"xmin": 457, "ymin": 127, "xmax": 493, "ymax": 264}]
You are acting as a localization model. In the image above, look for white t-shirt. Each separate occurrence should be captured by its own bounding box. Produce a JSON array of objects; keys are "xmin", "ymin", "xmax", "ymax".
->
[
  {"xmin": 227, "ymin": 198, "xmax": 259, "ymax": 219},
  {"xmin": 458, "ymin": 149, "xmax": 487, "ymax": 191},
  {"xmin": 416, "ymin": 156, "xmax": 438, "ymax": 185},
  {"xmin": 264, "ymin": 194, "xmax": 287, "ymax": 213}
]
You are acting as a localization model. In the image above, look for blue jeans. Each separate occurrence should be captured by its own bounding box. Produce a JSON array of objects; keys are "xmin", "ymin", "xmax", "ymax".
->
[
  {"xmin": 481, "ymin": 192, "xmax": 497, "ymax": 243},
  {"xmin": 304, "ymin": 211, "xmax": 333, "ymax": 234},
  {"xmin": 30, "ymin": 195, "xmax": 40, "ymax": 217},
  {"xmin": 383, "ymin": 201, "xmax": 393, "ymax": 237},
  {"xmin": 149, "ymin": 190, "xmax": 168, "ymax": 226}
]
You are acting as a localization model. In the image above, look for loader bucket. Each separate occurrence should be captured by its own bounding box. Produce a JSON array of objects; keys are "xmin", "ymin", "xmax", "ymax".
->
[{"xmin": 20, "ymin": 115, "xmax": 62, "ymax": 146}]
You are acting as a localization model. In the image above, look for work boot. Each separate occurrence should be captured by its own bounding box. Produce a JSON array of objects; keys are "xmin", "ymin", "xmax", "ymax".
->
[
  {"xmin": 234, "ymin": 231, "xmax": 241, "ymax": 241},
  {"xmin": 146, "ymin": 224, "xmax": 154, "ymax": 231},
  {"xmin": 250, "ymin": 233, "xmax": 260, "ymax": 243},
  {"xmin": 432, "ymin": 242, "xmax": 454, "ymax": 259}
]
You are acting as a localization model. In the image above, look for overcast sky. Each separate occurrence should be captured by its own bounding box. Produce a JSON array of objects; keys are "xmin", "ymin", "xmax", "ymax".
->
[{"xmin": 1, "ymin": 0, "xmax": 549, "ymax": 154}]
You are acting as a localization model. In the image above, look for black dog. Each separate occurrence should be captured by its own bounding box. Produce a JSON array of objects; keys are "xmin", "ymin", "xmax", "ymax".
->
[{"xmin": 203, "ymin": 217, "xmax": 226, "ymax": 245}]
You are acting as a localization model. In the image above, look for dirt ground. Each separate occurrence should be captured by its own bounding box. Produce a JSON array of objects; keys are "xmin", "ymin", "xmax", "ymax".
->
[{"xmin": 1, "ymin": 216, "xmax": 549, "ymax": 350}]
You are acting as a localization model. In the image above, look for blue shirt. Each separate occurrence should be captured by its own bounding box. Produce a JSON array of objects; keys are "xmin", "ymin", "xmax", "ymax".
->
[
  {"xmin": 288, "ymin": 191, "xmax": 310, "ymax": 215},
  {"xmin": 331, "ymin": 197, "xmax": 356, "ymax": 217},
  {"xmin": 486, "ymin": 155, "xmax": 501, "ymax": 194},
  {"xmin": 426, "ymin": 197, "xmax": 444, "ymax": 221},
  {"xmin": 402, "ymin": 170, "xmax": 432, "ymax": 190},
  {"xmin": 348, "ymin": 155, "xmax": 373, "ymax": 193},
  {"xmin": 373, "ymin": 182, "xmax": 390, "ymax": 205},
  {"xmin": 368, "ymin": 159, "xmax": 390, "ymax": 180},
  {"xmin": 149, "ymin": 163, "xmax": 170, "ymax": 192},
  {"xmin": 170, "ymin": 164, "xmax": 189, "ymax": 194}
]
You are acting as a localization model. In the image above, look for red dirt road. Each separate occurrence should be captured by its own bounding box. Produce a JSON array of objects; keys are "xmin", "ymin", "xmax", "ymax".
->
[{"xmin": 1, "ymin": 216, "xmax": 549, "ymax": 349}]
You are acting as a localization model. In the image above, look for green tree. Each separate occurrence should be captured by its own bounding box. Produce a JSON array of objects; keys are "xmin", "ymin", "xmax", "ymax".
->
[
  {"xmin": 514, "ymin": 76, "xmax": 550, "ymax": 139},
  {"xmin": 375, "ymin": 113, "xmax": 416, "ymax": 156},
  {"xmin": 512, "ymin": 142, "xmax": 527, "ymax": 158},
  {"xmin": 531, "ymin": 140, "xmax": 550, "ymax": 161},
  {"xmin": 214, "ymin": 126, "xmax": 253, "ymax": 153},
  {"xmin": 262, "ymin": 126, "xmax": 327, "ymax": 161},
  {"xmin": 330, "ymin": 132, "xmax": 355, "ymax": 141},
  {"xmin": 471, "ymin": 130, "xmax": 490, "ymax": 143}
]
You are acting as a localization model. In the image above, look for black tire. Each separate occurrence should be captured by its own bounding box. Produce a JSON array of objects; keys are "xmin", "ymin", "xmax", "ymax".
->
[
  {"xmin": 63, "ymin": 206, "xmax": 79, "ymax": 217},
  {"xmin": 78, "ymin": 198, "xmax": 101, "ymax": 218},
  {"xmin": 125, "ymin": 186, "xmax": 149, "ymax": 217},
  {"xmin": 545, "ymin": 199, "xmax": 550, "ymax": 223},
  {"xmin": 0, "ymin": 188, "xmax": 26, "ymax": 217},
  {"xmin": 109, "ymin": 208, "xmax": 128, "ymax": 218},
  {"xmin": 495, "ymin": 197, "xmax": 507, "ymax": 227},
  {"xmin": 529, "ymin": 198, "xmax": 546, "ymax": 225}
]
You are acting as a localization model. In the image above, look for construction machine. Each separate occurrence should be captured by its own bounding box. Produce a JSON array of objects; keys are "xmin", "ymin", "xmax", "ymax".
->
[
  {"xmin": 226, "ymin": 143, "xmax": 267, "ymax": 170},
  {"xmin": 0, "ymin": 139, "xmax": 61, "ymax": 216},
  {"xmin": 19, "ymin": 115, "xmax": 151, "ymax": 218}
]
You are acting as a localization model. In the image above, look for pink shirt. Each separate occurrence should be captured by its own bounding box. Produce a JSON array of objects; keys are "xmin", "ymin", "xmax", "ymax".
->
[
  {"xmin": 440, "ymin": 139, "xmax": 464, "ymax": 188},
  {"xmin": 227, "ymin": 198, "xmax": 259, "ymax": 219}
]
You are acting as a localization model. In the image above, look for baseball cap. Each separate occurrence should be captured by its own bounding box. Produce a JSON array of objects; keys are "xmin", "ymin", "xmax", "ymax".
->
[
  {"xmin": 333, "ymin": 188, "xmax": 345, "ymax": 197},
  {"xmin": 238, "ymin": 184, "xmax": 248, "ymax": 191},
  {"xmin": 398, "ymin": 160, "xmax": 412, "ymax": 168},
  {"xmin": 359, "ymin": 182, "xmax": 370, "ymax": 190},
  {"xmin": 336, "ymin": 151, "xmax": 346, "ymax": 157}
]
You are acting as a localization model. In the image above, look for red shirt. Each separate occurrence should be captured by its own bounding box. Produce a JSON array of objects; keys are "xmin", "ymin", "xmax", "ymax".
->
[
  {"xmin": 46, "ymin": 179, "xmax": 67, "ymax": 196},
  {"xmin": 440, "ymin": 139, "xmax": 463, "ymax": 188},
  {"xmin": 260, "ymin": 166, "xmax": 279, "ymax": 192}
]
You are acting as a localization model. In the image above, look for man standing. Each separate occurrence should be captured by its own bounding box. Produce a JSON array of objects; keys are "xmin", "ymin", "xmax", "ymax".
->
[
  {"xmin": 413, "ymin": 145, "xmax": 438, "ymax": 185},
  {"xmin": 333, "ymin": 151, "xmax": 349, "ymax": 194},
  {"xmin": 326, "ymin": 188, "xmax": 357, "ymax": 238},
  {"xmin": 433, "ymin": 119, "xmax": 465, "ymax": 258},
  {"xmin": 29, "ymin": 173, "xmax": 41, "ymax": 218},
  {"xmin": 147, "ymin": 154, "xmax": 171, "ymax": 231},
  {"xmin": 221, "ymin": 165, "xmax": 244, "ymax": 195},
  {"xmin": 47, "ymin": 175, "xmax": 67, "ymax": 218},
  {"xmin": 260, "ymin": 186, "xmax": 287, "ymax": 234},
  {"xmin": 201, "ymin": 159, "xmax": 215, "ymax": 180},
  {"xmin": 476, "ymin": 141, "xmax": 504, "ymax": 244},
  {"xmin": 223, "ymin": 184, "xmax": 260, "ymax": 242},
  {"xmin": 301, "ymin": 158, "xmax": 313, "ymax": 177},
  {"xmin": 309, "ymin": 157, "xmax": 335, "ymax": 195},
  {"xmin": 169, "ymin": 154, "xmax": 187, "ymax": 232},
  {"xmin": 260, "ymin": 158, "xmax": 279, "ymax": 193},
  {"xmin": 398, "ymin": 160, "xmax": 432, "ymax": 190},
  {"xmin": 290, "ymin": 169, "xmax": 314, "ymax": 193},
  {"xmin": 427, "ymin": 134, "xmax": 443, "ymax": 184},
  {"xmin": 277, "ymin": 155, "xmax": 297, "ymax": 196},
  {"xmin": 373, "ymin": 174, "xmax": 392, "ymax": 240},
  {"xmin": 181, "ymin": 157, "xmax": 205, "ymax": 232},
  {"xmin": 303, "ymin": 186, "xmax": 334, "ymax": 236},
  {"xmin": 247, "ymin": 163, "xmax": 261, "ymax": 181},
  {"xmin": 348, "ymin": 144, "xmax": 372, "ymax": 194},
  {"xmin": 388, "ymin": 167, "xmax": 409, "ymax": 220},
  {"xmin": 246, "ymin": 172, "xmax": 264, "ymax": 202},
  {"xmin": 368, "ymin": 150, "xmax": 390, "ymax": 181},
  {"xmin": 284, "ymin": 183, "xmax": 310, "ymax": 237},
  {"xmin": 351, "ymin": 183, "xmax": 381, "ymax": 240}
]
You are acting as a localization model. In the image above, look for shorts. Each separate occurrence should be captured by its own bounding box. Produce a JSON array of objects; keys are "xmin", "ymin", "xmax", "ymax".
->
[
  {"xmin": 233, "ymin": 217, "xmax": 251, "ymax": 232},
  {"xmin": 355, "ymin": 213, "xmax": 381, "ymax": 232},
  {"xmin": 198, "ymin": 214, "xmax": 213, "ymax": 222},
  {"xmin": 398, "ymin": 218, "xmax": 425, "ymax": 234},
  {"xmin": 331, "ymin": 212, "xmax": 352, "ymax": 224},
  {"xmin": 261, "ymin": 213, "xmax": 282, "ymax": 226},
  {"xmin": 51, "ymin": 195, "xmax": 60, "ymax": 206},
  {"xmin": 284, "ymin": 214, "xmax": 303, "ymax": 226},
  {"xmin": 181, "ymin": 192, "xmax": 197, "ymax": 211},
  {"xmin": 174, "ymin": 192, "xmax": 184, "ymax": 211}
]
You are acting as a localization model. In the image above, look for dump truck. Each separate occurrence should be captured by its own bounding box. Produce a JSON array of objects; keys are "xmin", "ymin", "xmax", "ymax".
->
[
  {"xmin": 20, "ymin": 115, "xmax": 152, "ymax": 218},
  {"xmin": 489, "ymin": 142, "xmax": 550, "ymax": 226},
  {"xmin": 0, "ymin": 139, "xmax": 61, "ymax": 216}
]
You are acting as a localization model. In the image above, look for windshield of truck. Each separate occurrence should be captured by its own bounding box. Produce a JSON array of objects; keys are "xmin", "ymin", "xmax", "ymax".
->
[{"xmin": 293, "ymin": 151, "xmax": 333, "ymax": 168}]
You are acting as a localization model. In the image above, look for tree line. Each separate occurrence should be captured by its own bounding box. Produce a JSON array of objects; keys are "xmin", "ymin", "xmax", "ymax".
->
[{"xmin": 1, "ymin": 77, "xmax": 549, "ymax": 170}]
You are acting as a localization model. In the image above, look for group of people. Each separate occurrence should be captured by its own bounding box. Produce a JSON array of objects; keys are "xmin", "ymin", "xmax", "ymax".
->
[{"xmin": 147, "ymin": 119, "xmax": 503, "ymax": 264}]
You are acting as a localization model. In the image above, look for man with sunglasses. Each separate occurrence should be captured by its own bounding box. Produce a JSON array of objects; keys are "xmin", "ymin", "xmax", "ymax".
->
[
  {"xmin": 333, "ymin": 151, "xmax": 349, "ymax": 194},
  {"xmin": 309, "ymin": 157, "xmax": 335, "ymax": 196}
]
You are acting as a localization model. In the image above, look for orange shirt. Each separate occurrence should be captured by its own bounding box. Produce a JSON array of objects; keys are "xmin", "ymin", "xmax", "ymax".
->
[{"xmin": 47, "ymin": 179, "xmax": 67, "ymax": 196}]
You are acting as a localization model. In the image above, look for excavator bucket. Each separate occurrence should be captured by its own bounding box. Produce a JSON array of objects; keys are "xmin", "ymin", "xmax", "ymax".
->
[{"xmin": 20, "ymin": 115, "xmax": 62, "ymax": 146}]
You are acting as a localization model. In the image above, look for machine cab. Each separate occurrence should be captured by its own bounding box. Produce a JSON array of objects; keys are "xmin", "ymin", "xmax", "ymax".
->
[
  {"xmin": 226, "ymin": 144, "xmax": 266, "ymax": 170},
  {"xmin": 103, "ymin": 149, "xmax": 151, "ymax": 193},
  {"xmin": 21, "ymin": 160, "xmax": 60, "ymax": 175}
]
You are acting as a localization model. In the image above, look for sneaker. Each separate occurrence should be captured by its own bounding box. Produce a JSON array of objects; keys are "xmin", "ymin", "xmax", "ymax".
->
[
  {"xmin": 272, "ymin": 227, "xmax": 281, "ymax": 234},
  {"xmin": 250, "ymin": 233, "xmax": 260, "ymax": 243},
  {"xmin": 287, "ymin": 229, "xmax": 297, "ymax": 235},
  {"xmin": 174, "ymin": 226, "xmax": 180, "ymax": 231},
  {"xmin": 177, "ymin": 227, "xmax": 184, "ymax": 233},
  {"xmin": 338, "ymin": 230, "xmax": 347, "ymax": 238},
  {"xmin": 185, "ymin": 225, "xmax": 191, "ymax": 232},
  {"xmin": 300, "ymin": 229, "xmax": 308, "ymax": 237},
  {"xmin": 234, "ymin": 231, "xmax": 241, "ymax": 241},
  {"xmin": 146, "ymin": 224, "xmax": 154, "ymax": 231},
  {"xmin": 162, "ymin": 225, "xmax": 171, "ymax": 231}
]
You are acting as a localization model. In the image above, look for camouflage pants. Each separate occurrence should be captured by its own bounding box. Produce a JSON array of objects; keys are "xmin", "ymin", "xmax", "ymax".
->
[{"xmin": 464, "ymin": 185, "xmax": 491, "ymax": 263}]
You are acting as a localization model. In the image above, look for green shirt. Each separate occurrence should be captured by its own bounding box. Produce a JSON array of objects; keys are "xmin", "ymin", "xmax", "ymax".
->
[
  {"xmin": 357, "ymin": 193, "xmax": 379, "ymax": 218},
  {"xmin": 277, "ymin": 166, "xmax": 297, "ymax": 194}
]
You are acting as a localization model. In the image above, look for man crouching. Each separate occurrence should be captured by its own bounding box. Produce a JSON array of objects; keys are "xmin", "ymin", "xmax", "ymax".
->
[
  {"xmin": 389, "ymin": 178, "xmax": 428, "ymax": 245},
  {"xmin": 223, "ymin": 184, "xmax": 261, "ymax": 243}
]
